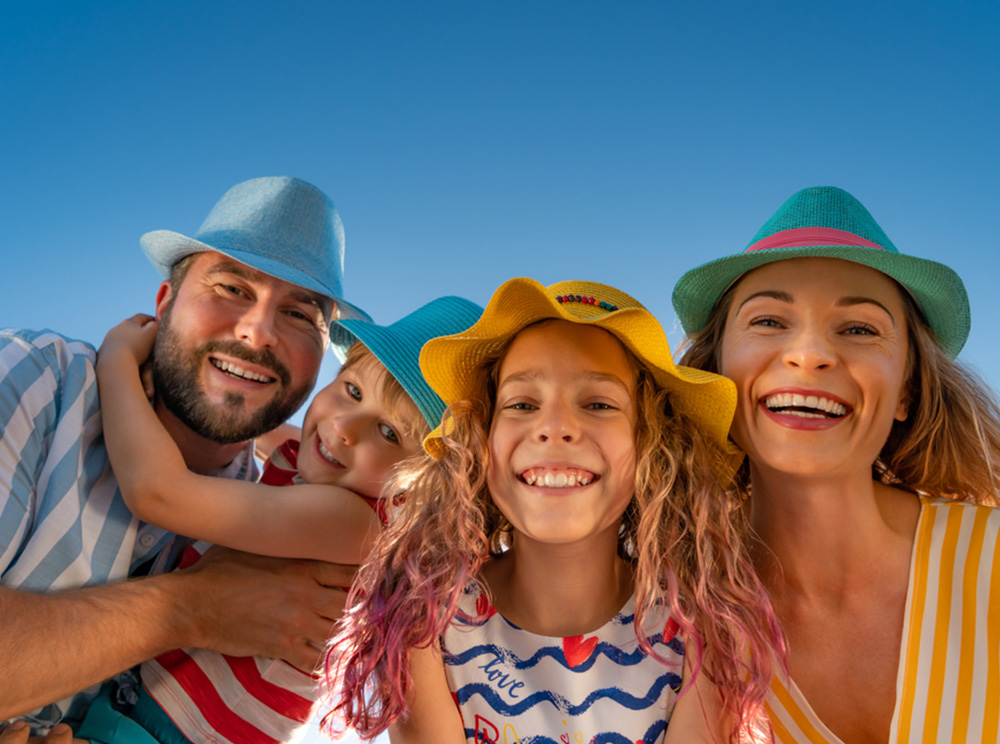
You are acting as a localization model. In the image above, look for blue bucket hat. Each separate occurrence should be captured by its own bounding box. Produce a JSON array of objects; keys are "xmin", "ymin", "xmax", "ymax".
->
[
  {"xmin": 335, "ymin": 296, "xmax": 483, "ymax": 429},
  {"xmin": 140, "ymin": 176, "xmax": 371, "ymax": 355},
  {"xmin": 672, "ymin": 186, "xmax": 971, "ymax": 357}
]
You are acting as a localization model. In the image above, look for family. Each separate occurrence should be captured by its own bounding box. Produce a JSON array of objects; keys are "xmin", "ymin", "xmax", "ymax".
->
[{"xmin": 2, "ymin": 177, "xmax": 998, "ymax": 744}]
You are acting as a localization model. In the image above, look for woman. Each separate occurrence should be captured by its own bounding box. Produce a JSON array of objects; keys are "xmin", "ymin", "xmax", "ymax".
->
[{"xmin": 673, "ymin": 186, "xmax": 1000, "ymax": 743}]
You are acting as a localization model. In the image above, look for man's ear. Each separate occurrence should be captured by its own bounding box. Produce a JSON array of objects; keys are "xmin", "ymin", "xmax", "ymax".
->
[{"xmin": 154, "ymin": 281, "xmax": 173, "ymax": 320}]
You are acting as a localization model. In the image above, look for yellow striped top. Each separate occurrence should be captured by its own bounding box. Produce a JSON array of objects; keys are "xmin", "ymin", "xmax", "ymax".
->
[{"xmin": 764, "ymin": 496, "xmax": 1000, "ymax": 744}]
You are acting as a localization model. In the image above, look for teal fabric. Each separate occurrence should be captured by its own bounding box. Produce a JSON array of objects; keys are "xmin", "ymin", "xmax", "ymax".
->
[
  {"xmin": 74, "ymin": 686, "xmax": 177, "ymax": 744},
  {"xmin": 337, "ymin": 295, "xmax": 483, "ymax": 428}
]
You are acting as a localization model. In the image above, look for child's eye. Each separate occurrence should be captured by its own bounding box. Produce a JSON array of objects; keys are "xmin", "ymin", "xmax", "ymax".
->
[
  {"xmin": 505, "ymin": 401, "xmax": 536, "ymax": 411},
  {"xmin": 346, "ymin": 382, "xmax": 362, "ymax": 401},
  {"xmin": 586, "ymin": 402, "xmax": 615, "ymax": 411},
  {"xmin": 379, "ymin": 423, "xmax": 400, "ymax": 444}
]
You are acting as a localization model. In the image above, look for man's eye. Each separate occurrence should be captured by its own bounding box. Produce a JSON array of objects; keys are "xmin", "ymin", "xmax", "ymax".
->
[
  {"xmin": 220, "ymin": 284, "xmax": 245, "ymax": 297},
  {"xmin": 379, "ymin": 423, "xmax": 400, "ymax": 444}
]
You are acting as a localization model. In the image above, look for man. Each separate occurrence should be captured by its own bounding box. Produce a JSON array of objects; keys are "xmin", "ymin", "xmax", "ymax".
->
[{"xmin": 0, "ymin": 177, "xmax": 368, "ymax": 731}]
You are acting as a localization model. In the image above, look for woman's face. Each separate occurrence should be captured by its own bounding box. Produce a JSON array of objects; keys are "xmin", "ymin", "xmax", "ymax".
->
[{"xmin": 719, "ymin": 257, "xmax": 911, "ymax": 480}]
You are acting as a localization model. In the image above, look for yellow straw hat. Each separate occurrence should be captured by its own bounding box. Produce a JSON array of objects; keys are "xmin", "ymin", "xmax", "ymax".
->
[{"xmin": 419, "ymin": 277, "xmax": 742, "ymax": 481}]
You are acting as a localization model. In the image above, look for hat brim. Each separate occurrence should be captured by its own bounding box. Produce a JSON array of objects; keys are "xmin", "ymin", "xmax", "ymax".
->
[
  {"xmin": 421, "ymin": 277, "xmax": 743, "ymax": 480},
  {"xmin": 673, "ymin": 245, "xmax": 970, "ymax": 358},
  {"xmin": 141, "ymin": 229, "xmax": 371, "ymax": 358}
]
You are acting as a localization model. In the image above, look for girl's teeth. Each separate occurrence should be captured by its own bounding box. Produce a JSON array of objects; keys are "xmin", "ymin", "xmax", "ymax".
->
[{"xmin": 522, "ymin": 469, "xmax": 594, "ymax": 487}]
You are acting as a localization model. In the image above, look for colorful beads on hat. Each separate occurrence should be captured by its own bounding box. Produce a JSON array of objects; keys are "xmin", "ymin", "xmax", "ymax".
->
[{"xmin": 555, "ymin": 294, "xmax": 619, "ymax": 312}]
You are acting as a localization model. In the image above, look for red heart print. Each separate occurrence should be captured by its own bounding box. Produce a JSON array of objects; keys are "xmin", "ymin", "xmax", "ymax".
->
[
  {"xmin": 663, "ymin": 616, "xmax": 680, "ymax": 643},
  {"xmin": 563, "ymin": 635, "xmax": 599, "ymax": 668},
  {"xmin": 476, "ymin": 592, "xmax": 497, "ymax": 620}
]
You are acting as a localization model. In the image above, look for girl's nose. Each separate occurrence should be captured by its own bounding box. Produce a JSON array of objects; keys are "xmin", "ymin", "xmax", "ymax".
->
[
  {"xmin": 330, "ymin": 413, "xmax": 360, "ymax": 446},
  {"xmin": 535, "ymin": 400, "xmax": 580, "ymax": 443}
]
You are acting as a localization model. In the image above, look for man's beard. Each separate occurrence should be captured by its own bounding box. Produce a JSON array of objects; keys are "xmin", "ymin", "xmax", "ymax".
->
[{"xmin": 151, "ymin": 307, "xmax": 313, "ymax": 445}]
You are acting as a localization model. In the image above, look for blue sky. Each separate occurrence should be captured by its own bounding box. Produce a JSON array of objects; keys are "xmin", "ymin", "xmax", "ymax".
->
[{"xmin": 2, "ymin": 2, "xmax": 998, "ymax": 740}]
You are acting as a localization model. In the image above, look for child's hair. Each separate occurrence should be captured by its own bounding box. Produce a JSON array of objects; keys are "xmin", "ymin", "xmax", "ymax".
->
[
  {"xmin": 324, "ymin": 280, "xmax": 785, "ymax": 742},
  {"xmin": 679, "ymin": 282, "xmax": 1000, "ymax": 506},
  {"xmin": 339, "ymin": 342, "xmax": 432, "ymax": 443}
]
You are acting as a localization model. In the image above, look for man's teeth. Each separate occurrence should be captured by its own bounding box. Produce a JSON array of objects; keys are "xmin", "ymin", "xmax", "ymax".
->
[
  {"xmin": 211, "ymin": 359, "xmax": 275, "ymax": 383},
  {"xmin": 521, "ymin": 469, "xmax": 594, "ymax": 487},
  {"xmin": 318, "ymin": 441, "xmax": 341, "ymax": 465},
  {"xmin": 764, "ymin": 393, "xmax": 847, "ymax": 418}
]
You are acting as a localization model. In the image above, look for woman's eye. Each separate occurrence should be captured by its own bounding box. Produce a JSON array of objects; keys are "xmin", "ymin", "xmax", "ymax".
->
[
  {"xmin": 379, "ymin": 423, "xmax": 400, "ymax": 444},
  {"xmin": 346, "ymin": 382, "xmax": 362, "ymax": 401},
  {"xmin": 844, "ymin": 323, "xmax": 878, "ymax": 336},
  {"xmin": 748, "ymin": 315, "xmax": 782, "ymax": 328}
]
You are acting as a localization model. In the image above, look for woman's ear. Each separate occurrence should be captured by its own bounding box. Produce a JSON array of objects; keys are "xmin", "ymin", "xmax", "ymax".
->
[{"xmin": 895, "ymin": 386, "xmax": 911, "ymax": 422}]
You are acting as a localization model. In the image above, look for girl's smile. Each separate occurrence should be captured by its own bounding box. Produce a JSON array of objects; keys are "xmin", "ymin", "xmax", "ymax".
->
[
  {"xmin": 720, "ymin": 257, "xmax": 911, "ymax": 478},
  {"xmin": 487, "ymin": 320, "xmax": 638, "ymax": 547}
]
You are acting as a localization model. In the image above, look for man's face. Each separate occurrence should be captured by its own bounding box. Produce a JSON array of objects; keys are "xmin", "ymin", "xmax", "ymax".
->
[{"xmin": 152, "ymin": 252, "xmax": 332, "ymax": 444}]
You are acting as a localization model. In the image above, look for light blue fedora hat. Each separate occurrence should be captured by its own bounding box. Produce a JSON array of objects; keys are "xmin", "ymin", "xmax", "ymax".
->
[
  {"xmin": 336, "ymin": 296, "xmax": 483, "ymax": 429},
  {"xmin": 140, "ymin": 177, "xmax": 371, "ymax": 353}
]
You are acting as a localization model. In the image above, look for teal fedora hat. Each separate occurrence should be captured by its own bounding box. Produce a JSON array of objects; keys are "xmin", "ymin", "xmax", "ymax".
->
[
  {"xmin": 672, "ymin": 186, "xmax": 971, "ymax": 357},
  {"xmin": 140, "ymin": 177, "xmax": 371, "ymax": 354},
  {"xmin": 335, "ymin": 296, "xmax": 483, "ymax": 429}
]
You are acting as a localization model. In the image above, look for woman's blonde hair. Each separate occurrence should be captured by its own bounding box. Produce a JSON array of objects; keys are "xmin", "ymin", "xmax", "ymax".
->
[
  {"xmin": 679, "ymin": 282, "xmax": 1000, "ymax": 505},
  {"xmin": 324, "ymin": 332, "xmax": 783, "ymax": 742}
]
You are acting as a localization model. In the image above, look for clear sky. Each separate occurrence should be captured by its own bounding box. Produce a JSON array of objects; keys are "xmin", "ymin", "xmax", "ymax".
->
[{"xmin": 2, "ymin": 2, "xmax": 998, "ymax": 742}]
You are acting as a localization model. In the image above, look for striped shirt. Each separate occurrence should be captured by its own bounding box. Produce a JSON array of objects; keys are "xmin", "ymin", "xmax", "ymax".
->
[
  {"xmin": 138, "ymin": 440, "xmax": 386, "ymax": 744},
  {"xmin": 442, "ymin": 584, "xmax": 683, "ymax": 744},
  {"xmin": 0, "ymin": 329, "xmax": 256, "ymax": 729},
  {"xmin": 765, "ymin": 496, "xmax": 1000, "ymax": 743}
]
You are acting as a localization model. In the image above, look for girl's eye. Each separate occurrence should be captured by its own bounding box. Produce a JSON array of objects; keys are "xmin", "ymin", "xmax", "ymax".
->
[
  {"xmin": 379, "ymin": 423, "xmax": 400, "ymax": 444},
  {"xmin": 346, "ymin": 382, "xmax": 362, "ymax": 401},
  {"xmin": 505, "ymin": 401, "xmax": 536, "ymax": 411},
  {"xmin": 586, "ymin": 402, "xmax": 615, "ymax": 411}
]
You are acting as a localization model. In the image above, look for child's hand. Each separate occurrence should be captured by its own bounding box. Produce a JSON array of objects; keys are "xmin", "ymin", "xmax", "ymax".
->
[
  {"xmin": 98, "ymin": 314, "xmax": 158, "ymax": 370},
  {"xmin": 0, "ymin": 721, "xmax": 88, "ymax": 744}
]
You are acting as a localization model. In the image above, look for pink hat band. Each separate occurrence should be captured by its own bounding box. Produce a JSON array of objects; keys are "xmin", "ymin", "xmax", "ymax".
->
[{"xmin": 746, "ymin": 226, "xmax": 887, "ymax": 253}]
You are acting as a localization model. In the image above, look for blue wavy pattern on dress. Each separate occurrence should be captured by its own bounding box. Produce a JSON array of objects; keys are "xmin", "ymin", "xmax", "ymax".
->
[
  {"xmin": 461, "ymin": 718, "xmax": 667, "ymax": 744},
  {"xmin": 453, "ymin": 670, "xmax": 680, "ymax": 717},
  {"xmin": 444, "ymin": 633, "xmax": 683, "ymax": 673}
]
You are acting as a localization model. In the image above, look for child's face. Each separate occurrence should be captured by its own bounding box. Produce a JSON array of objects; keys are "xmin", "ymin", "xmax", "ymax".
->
[
  {"xmin": 486, "ymin": 320, "xmax": 638, "ymax": 548},
  {"xmin": 297, "ymin": 357, "xmax": 424, "ymax": 498}
]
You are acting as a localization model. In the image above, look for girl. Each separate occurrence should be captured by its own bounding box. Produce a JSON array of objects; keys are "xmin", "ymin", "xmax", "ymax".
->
[
  {"xmin": 78, "ymin": 295, "xmax": 482, "ymax": 744},
  {"xmin": 325, "ymin": 278, "xmax": 784, "ymax": 744},
  {"xmin": 674, "ymin": 186, "xmax": 1000, "ymax": 742}
]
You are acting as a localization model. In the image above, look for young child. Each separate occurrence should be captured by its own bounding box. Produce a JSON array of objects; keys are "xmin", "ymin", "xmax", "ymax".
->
[
  {"xmin": 324, "ymin": 279, "xmax": 785, "ymax": 744},
  {"xmin": 77, "ymin": 295, "xmax": 483, "ymax": 744}
]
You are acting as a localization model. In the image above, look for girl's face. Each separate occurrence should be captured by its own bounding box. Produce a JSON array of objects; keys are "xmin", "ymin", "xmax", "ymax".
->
[
  {"xmin": 297, "ymin": 357, "xmax": 424, "ymax": 498},
  {"xmin": 487, "ymin": 320, "xmax": 638, "ymax": 548},
  {"xmin": 719, "ymin": 257, "xmax": 911, "ymax": 480}
]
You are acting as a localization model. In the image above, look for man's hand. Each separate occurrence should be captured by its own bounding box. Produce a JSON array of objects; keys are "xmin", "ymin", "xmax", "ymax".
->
[{"xmin": 175, "ymin": 546, "xmax": 356, "ymax": 672}]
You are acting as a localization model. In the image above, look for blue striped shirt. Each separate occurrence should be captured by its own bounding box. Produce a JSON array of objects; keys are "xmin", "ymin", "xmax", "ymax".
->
[{"xmin": 0, "ymin": 328, "xmax": 257, "ymax": 728}]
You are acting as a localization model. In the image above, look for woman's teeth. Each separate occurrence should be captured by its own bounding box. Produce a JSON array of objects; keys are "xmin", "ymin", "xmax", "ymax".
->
[
  {"xmin": 521, "ymin": 469, "xmax": 594, "ymax": 487},
  {"xmin": 764, "ymin": 393, "xmax": 848, "ymax": 418}
]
